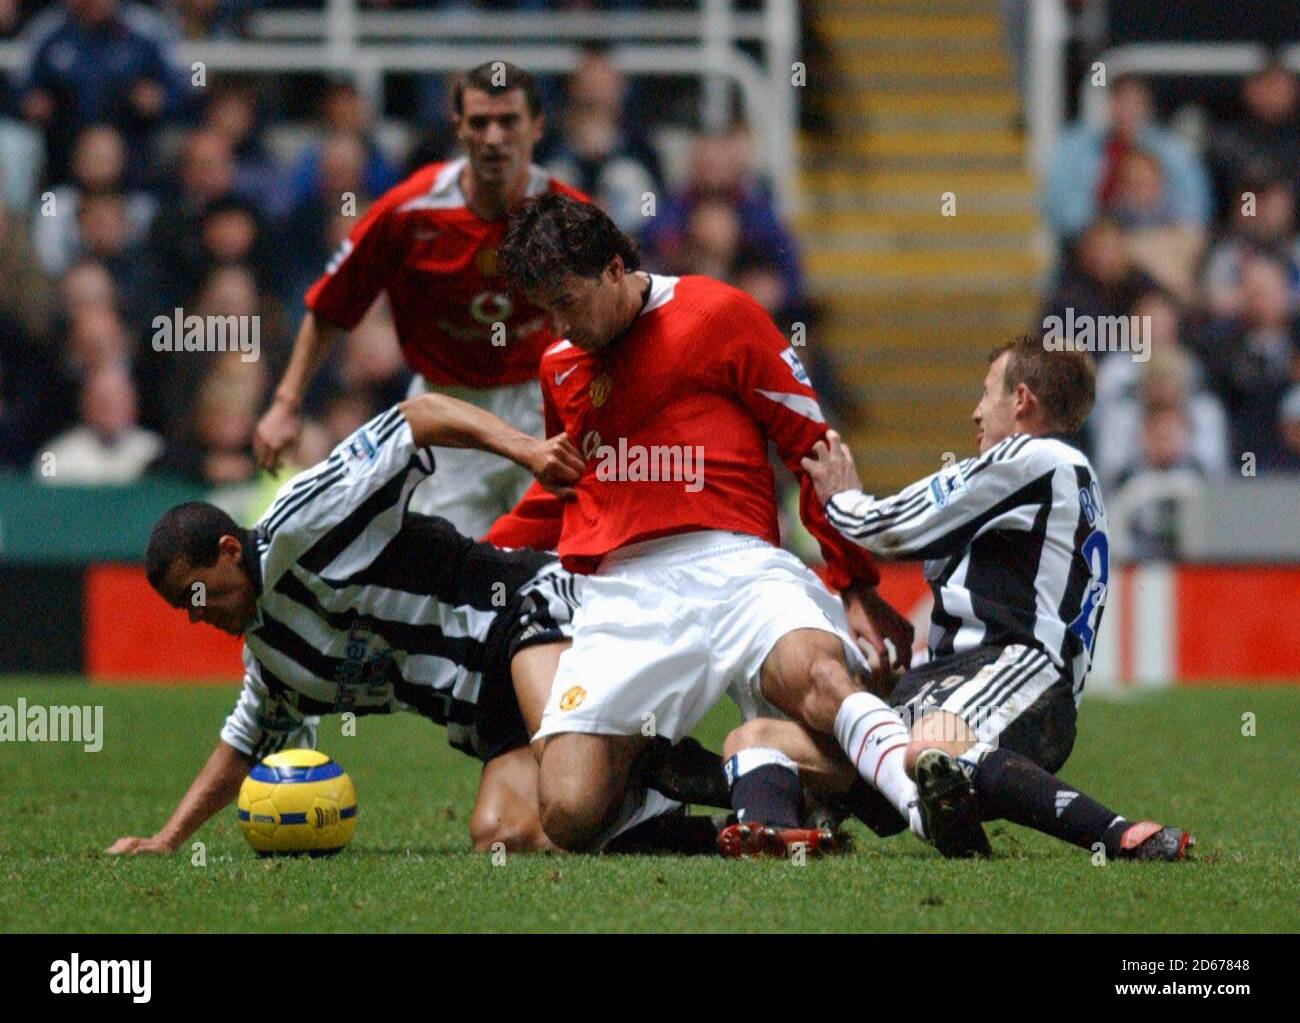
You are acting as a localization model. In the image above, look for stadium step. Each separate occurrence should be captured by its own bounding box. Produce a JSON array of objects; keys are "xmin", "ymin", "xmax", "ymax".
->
[{"xmin": 796, "ymin": 0, "xmax": 1039, "ymax": 488}]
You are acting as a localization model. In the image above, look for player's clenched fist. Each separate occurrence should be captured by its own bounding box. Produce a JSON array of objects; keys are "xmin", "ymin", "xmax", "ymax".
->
[
  {"xmin": 253, "ymin": 397, "xmax": 302, "ymax": 471},
  {"xmin": 527, "ymin": 433, "xmax": 584, "ymax": 500},
  {"xmin": 105, "ymin": 834, "xmax": 177, "ymax": 856},
  {"xmin": 801, "ymin": 430, "xmax": 863, "ymax": 505}
]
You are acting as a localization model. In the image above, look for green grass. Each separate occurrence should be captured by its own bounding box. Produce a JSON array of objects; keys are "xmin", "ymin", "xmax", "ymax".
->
[{"xmin": 0, "ymin": 678, "xmax": 1296, "ymax": 933}]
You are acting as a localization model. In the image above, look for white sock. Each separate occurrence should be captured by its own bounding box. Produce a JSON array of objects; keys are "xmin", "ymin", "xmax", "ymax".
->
[
  {"xmin": 834, "ymin": 690, "xmax": 923, "ymax": 837},
  {"xmin": 596, "ymin": 787, "xmax": 681, "ymax": 850}
]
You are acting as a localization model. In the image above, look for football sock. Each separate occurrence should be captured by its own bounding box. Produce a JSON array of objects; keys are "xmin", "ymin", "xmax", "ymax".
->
[
  {"xmin": 602, "ymin": 809, "xmax": 721, "ymax": 855},
  {"xmin": 596, "ymin": 786, "xmax": 681, "ymax": 850},
  {"xmin": 725, "ymin": 747, "xmax": 803, "ymax": 828},
  {"xmin": 971, "ymin": 747, "xmax": 1128, "ymax": 855},
  {"xmin": 834, "ymin": 691, "xmax": 923, "ymax": 837},
  {"xmin": 639, "ymin": 736, "xmax": 731, "ymax": 809},
  {"xmin": 841, "ymin": 777, "xmax": 909, "ymax": 837}
]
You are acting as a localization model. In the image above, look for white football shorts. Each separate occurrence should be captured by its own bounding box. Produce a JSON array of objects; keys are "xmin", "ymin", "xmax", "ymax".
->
[
  {"xmin": 534, "ymin": 530, "xmax": 867, "ymax": 743},
  {"xmin": 404, "ymin": 375, "xmax": 544, "ymax": 539}
]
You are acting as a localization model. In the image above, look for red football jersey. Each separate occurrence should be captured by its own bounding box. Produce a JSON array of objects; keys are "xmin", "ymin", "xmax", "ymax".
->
[
  {"xmin": 486, "ymin": 274, "xmax": 880, "ymax": 590},
  {"xmin": 304, "ymin": 158, "xmax": 587, "ymax": 389}
]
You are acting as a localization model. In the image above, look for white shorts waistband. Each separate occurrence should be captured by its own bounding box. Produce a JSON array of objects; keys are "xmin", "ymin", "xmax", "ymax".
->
[{"xmin": 597, "ymin": 530, "xmax": 771, "ymax": 572}]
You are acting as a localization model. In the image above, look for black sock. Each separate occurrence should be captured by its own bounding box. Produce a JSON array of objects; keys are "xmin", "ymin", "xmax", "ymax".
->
[
  {"xmin": 602, "ymin": 812, "xmax": 720, "ymax": 855},
  {"xmin": 728, "ymin": 759, "xmax": 803, "ymax": 828},
  {"xmin": 972, "ymin": 747, "xmax": 1127, "ymax": 854},
  {"xmin": 639, "ymin": 737, "xmax": 731, "ymax": 809},
  {"xmin": 842, "ymin": 778, "xmax": 909, "ymax": 837}
]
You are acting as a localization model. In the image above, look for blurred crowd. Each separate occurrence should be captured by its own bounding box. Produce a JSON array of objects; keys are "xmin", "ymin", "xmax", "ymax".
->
[
  {"xmin": 0, "ymin": 0, "xmax": 809, "ymax": 510},
  {"xmin": 1037, "ymin": 61, "xmax": 1300, "ymax": 554}
]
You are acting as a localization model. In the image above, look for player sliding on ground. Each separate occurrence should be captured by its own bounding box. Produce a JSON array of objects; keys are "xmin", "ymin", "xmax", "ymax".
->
[
  {"xmin": 722, "ymin": 337, "xmax": 1193, "ymax": 861},
  {"xmin": 485, "ymin": 193, "xmax": 973, "ymax": 858},
  {"xmin": 108, "ymin": 394, "xmax": 723, "ymax": 858}
]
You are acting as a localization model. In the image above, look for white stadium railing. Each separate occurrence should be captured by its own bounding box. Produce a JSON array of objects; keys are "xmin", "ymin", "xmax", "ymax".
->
[{"xmin": 0, "ymin": 0, "xmax": 801, "ymax": 212}]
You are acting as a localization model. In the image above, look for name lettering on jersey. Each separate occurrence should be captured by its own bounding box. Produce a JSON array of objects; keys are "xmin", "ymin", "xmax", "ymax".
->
[
  {"xmin": 589, "ymin": 373, "xmax": 613, "ymax": 408},
  {"xmin": 928, "ymin": 468, "xmax": 969, "ymax": 508},
  {"xmin": 781, "ymin": 346, "xmax": 811, "ymax": 387}
]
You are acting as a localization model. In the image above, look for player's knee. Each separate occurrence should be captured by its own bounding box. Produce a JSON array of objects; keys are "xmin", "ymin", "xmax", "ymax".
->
[
  {"xmin": 722, "ymin": 718, "xmax": 785, "ymax": 760},
  {"xmin": 469, "ymin": 806, "xmax": 544, "ymax": 853},
  {"xmin": 538, "ymin": 773, "xmax": 607, "ymax": 852}
]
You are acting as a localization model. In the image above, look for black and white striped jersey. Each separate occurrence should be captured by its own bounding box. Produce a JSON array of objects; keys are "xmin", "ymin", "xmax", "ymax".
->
[
  {"xmin": 825, "ymin": 433, "xmax": 1109, "ymax": 697},
  {"xmin": 221, "ymin": 406, "xmax": 578, "ymax": 761}
]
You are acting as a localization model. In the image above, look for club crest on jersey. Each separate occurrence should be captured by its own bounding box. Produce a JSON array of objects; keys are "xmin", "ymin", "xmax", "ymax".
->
[
  {"xmin": 781, "ymin": 347, "xmax": 811, "ymax": 387},
  {"xmin": 470, "ymin": 290, "xmax": 512, "ymax": 325},
  {"xmin": 928, "ymin": 468, "xmax": 968, "ymax": 508},
  {"xmin": 589, "ymin": 373, "xmax": 613, "ymax": 408}
]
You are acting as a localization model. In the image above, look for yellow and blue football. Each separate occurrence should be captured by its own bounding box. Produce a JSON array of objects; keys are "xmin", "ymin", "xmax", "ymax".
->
[{"xmin": 237, "ymin": 749, "xmax": 357, "ymax": 857}]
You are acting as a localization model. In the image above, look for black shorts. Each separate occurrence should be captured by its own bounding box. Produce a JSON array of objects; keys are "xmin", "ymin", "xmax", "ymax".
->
[
  {"xmin": 467, "ymin": 561, "xmax": 578, "ymax": 762},
  {"xmin": 890, "ymin": 644, "xmax": 1077, "ymax": 773}
]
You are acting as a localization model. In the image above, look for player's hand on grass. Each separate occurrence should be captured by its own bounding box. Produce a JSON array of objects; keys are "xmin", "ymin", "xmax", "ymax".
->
[
  {"xmin": 105, "ymin": 834, "xmax": 178, "ymax": 856},
  {"xmin": 253, "ymin": 397, "xmax": 302, "ymax": 471},
  {"xmin": 843, "ymin": 583, "xmax": 914, "ymax": 680},
  {"xmin": 529, "ymin": 433, "xmax": 584, "ymax": 500},
  {"xmin": 802, "ymin": 430, "xmax": 863, "ymax": 505}
]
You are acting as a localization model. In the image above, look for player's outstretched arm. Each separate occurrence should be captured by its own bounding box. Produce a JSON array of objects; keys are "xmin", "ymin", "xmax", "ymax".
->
[
  {"xmin": 105, "ymin": 740, "xmax": 250, "ymax": 855},
  {"xmin": 253, "ymin": 312, "xmax": 346, "ymax": 471},
  {"xmin": 400, "ymin": 392, "xmax": 583, "ymax": 499}
]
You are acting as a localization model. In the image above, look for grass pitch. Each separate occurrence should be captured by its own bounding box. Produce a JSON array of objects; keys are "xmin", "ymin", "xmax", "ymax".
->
[{"xmin": 0, "ymin": 678, "xmax": 1295, "ymax": 933}]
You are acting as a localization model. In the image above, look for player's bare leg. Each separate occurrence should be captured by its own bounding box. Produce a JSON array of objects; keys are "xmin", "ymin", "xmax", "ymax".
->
[
  {"xmin": 510, "ymin": 640, "xmax": 568, "ymax": 750},
  {"xmin": 752, "ymin": 628, "xmax": 929, "ymax": 841},
  {"xmin": 906, "ymin": 711, "xmax": 1192, "ymax": 861},
  {"xmin": 537, "ymin": 732, "xmax": 646, "ymax": 851},
  {"xmin": 470, "ymin": 746, "xmax": 554, "ymax": 852}
]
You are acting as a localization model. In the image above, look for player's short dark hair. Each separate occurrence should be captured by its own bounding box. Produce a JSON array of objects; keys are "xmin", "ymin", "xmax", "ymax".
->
[
  {"xmin": 499, "ymin": 192, "xmax": 640, "ymax": 294},
  {"xmin": 145, "ymin": 502, "xmax": 247, "ymax": 593},
  {"xmin": 990, "ymin": 335, "xmax": 1096, "ymax": 433},
  {"xmin": 453, "ymin": 61, "xmax": 542, "ymax": 118}
]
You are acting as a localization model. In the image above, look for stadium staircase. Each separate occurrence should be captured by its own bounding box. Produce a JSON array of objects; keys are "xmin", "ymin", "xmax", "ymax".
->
[{"xmin": 798, "ymin": 0, "xmax": 1044, "ymax": 492}]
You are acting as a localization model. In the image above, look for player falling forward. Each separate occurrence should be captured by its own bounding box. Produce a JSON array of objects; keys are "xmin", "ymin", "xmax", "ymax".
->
[
  {"xmin": 254, "ymin": 62, "xmax": 586, "ymax": 537},
  {"xmin": 487, "ymin": 193, "xmax": 966, "ymax": 857},
  {"xmin": 108, "ymin": 396, "xmax": 717, "ymax": 857},
  {"xmin": 724, "ymin": 337, "xmax": 1192, "ymax": 861}
]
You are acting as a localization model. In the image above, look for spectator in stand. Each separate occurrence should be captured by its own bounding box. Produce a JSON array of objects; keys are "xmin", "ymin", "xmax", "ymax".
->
[
  {"xmin": 1106, "ymin": 148, "xmax": 1205, "ymax": 303},
  {"xmin": 31, "ymin": 123, "xmax": 157, "ymax": 276},
  {"xmin": 282, "ymin": 131, "xmax": 370, "ymax": 299},
  {"xmin": 643, "ymin": 130, "xmax": 804, "ymax": 313},
  {"xmin": 151, "ymin": 362, "xmax": 260, "ymax": 487},
  {"xmin": 19, "ymin": 0, "xmax": 189, "ymax": 186},
  {"xmin": 147, "ymin": 128, "xmax": 237, "ymax": 308},
  {"xmin": 161, "ymin": 0, "xmax": 254, "ymax": 39},
  {"xmin": 35, "ymin": 362, "xmax": 161, "ymax": 483},
  {"xmin": 1197, "ymin": 255, "xmax": 1300, "ymax": 472},
  {"xmin": 1112, "ymin": 396, "xmax": 1203, "ymax": 561},
  {"xmin": 286, "ymin": 81, "xmax": 399, "ymax": 215},
  {"xmin": 1281, "ymin": 385, "xmax": 1300, "ymax": 465},
  {"xmin": 202, "ymin": 83, "xmax": 291, "ymax": 221},
  {"xmin": 0, "ymin": 200, "xmax": 58, "ymax": 342},
  {"xmin": 1040, "ymin": 216, "xmax": 1156, "ymax": 342},
  {"xmin": 1091, "ymin": 288, "xmax": 1228, "ymax": 493},
  {"xmin": 1202, "ymin": 172, "xmax": 1300, "ymax": 319},
  {"xmin": 1042, "ymin": 74, "xmax": 1211, "ymax": 241},
  {"xmin": 1206, "ymin": 59, "xmax": 1300, "ymax": 219},
  {"xmin": 0, "ymin": 309, "xmax": 43, "ymax": 470},
  {"xmin": 74, "ymin": 190, "xmax": 156, "ymax": 326},
  {"xmin": 544, "ymin": 50, "xmax": 661, "ymax": 236},
  {"xmin": 668, "ymin": 196, "xmax": 742, "ymax": 282}
]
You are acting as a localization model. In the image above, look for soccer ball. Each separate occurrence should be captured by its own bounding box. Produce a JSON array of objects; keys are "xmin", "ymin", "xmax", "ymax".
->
[{"xmin": 237, "ymin": 749, "xmax": 357, "ymax": 857}]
